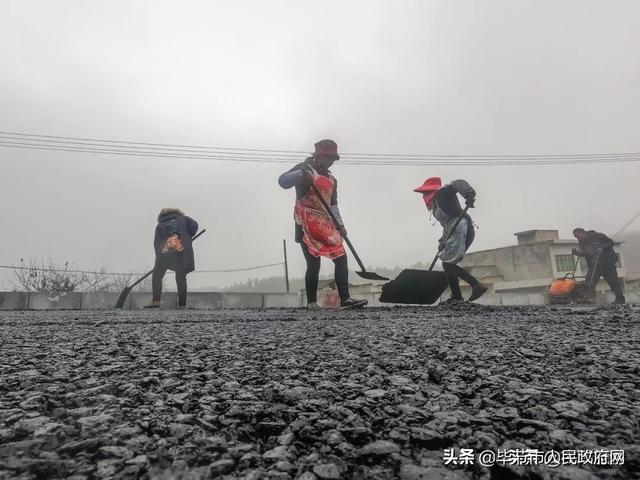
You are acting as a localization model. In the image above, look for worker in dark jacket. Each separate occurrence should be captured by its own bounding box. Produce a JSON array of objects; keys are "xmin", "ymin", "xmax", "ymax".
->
[
  {"xmin": 572, "ymin": 228, "xmax": 625, "ymax": 304},
  {"xmin": 279, "ymin": 139, "xmax": 367, "ymax": 309},
  {"xmin": 414, "ymin": 177, "xmax": 487, "ymax": 304},
  {"xmin": 145, "ymin": 208, "xmax": 199, "ymax": 309}
]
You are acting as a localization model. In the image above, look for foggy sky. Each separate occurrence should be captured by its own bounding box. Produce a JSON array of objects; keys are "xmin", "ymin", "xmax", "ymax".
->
[{"xmin": 1, "ymin": 0, "xmax": 639, "ymax": 289}]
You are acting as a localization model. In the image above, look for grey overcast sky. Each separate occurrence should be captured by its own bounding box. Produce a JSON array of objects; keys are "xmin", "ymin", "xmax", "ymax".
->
[{"xmin": 1, "ymin": 0, "xmax": 639, "ymax": 289}]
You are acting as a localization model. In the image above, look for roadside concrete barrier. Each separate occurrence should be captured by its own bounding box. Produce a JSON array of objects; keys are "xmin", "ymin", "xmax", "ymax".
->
[
  {"xmin": 262, "ymin": 293, "xmax": 301, "ymax": 308},
  {"xmin": 28, "ymin": 292, "xmax": 83, "ymax": 310},
  {"xmin": 81, "ymin": 292, "xmax": 126, "ymax": 310},
  {"xmin": 0, "ymin": 292, "xmax": 29, "ymax": 310},
  {"xmin": 130, "ymin": 292, "xmax": 178, "ymax": 310}
]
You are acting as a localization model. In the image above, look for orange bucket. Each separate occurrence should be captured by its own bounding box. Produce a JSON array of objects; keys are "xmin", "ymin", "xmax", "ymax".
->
[{"xmin": 549, "ymin": 278, "xmax": 576, "ymax": 296}]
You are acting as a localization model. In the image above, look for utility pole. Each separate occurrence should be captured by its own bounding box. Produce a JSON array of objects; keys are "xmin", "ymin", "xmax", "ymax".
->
[{"xmin": 283, "ymin": 239, "xmax": 290, "ymax": 293}]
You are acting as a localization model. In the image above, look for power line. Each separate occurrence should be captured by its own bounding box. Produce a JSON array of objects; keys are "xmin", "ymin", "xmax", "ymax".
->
[
  {"xmin": 1, "ymin": 264, "xmax": 140, "ymax": 276},
  {"xmin": 0, "ymin": 134, "xmax": 303, "ymax": 158},
  {"xmin": 1, "ymin": 130, "xmax": 640, "ymax": 164},
  {"xmin": 0, "ymin": 262, "xmax": 285, "ymax": 276},
  {"xmin": 3, "ymin": 137, "xmax": 640, "ymax": 161},
  {"xmin": 2, "ymin": 131, "xmax": 640, "ymax": 162},
  {"xmin": 196, "ymin": 262, "xmax": 285, "ymax": 273},
  {"xmin": 2, "ymin": 140, "xmax": 640, "ymax": 166},
  {"xmin": 612, "ymin": 209, "xmax": 640, "ymax": 238},
  {"xmin": 0, "ymin": 142, "xmax": 295, "ymax": 164},
  {"xmin": 0, "ymin": 131, "xmax": 309, "ymax": 155}
]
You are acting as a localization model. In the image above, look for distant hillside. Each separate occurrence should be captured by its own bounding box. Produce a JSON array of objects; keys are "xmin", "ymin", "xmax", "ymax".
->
[
  {"xmin": 222, "ymin": 275, "xmax": 304, "ymax": 293},
  {"xmin": 219, "ymin": 262, "xmax": 431, "ymax": 293}
]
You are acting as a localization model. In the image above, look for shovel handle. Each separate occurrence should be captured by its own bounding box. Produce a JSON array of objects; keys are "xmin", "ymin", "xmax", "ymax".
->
[
  {"xmin": 586, "ymin": 249, "xmax": 602, "ymax": 290},
  {"xmin": 428, "ymin": 206, "xmax": 471, "ymax": 271},
  {"xmin": 308, "ymin": 181, "xmax": 369, "ymax": 273},
  {"xmin": 128, "ymin": 269, "xmax": 154, "ymax": 290},
  {"xmin": 191, "ymin": 229, "xmax": 207, "ymax": 242},
  {"xmin": 571, "ymin": 254, "xmax": 580, "ymax": 276},
  {"xmin": 341, "ymin": 233, "xmax": 368, "ymax": 273}
]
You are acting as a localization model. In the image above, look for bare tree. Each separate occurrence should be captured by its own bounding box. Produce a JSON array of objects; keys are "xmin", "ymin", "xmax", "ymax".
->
[
  {"xmin": 105, "ymin": 272, "xmax": 153, "ymax": 293},
  {"xmin": 11, "ymin": 258, "xmax": 152, "ymax": 293}
]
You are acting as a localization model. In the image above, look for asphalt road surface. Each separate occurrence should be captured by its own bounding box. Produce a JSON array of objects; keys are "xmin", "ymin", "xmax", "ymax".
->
[{"xmin": 1, "ymin": 304, "xmax": 638, "ymax": 479}]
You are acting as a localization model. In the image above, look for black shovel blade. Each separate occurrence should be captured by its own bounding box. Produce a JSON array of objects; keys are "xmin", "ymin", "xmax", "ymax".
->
[
  {"xmin": 356, "ymin": 271, "xmax": 389, "ymax": 281},
  {"xmin": 379, "ymin": 269, "xmax": 448, "ymax": 304},
  {"xmin": 115, "ymin": 286, "xmax": 133, "ymax": 309}
]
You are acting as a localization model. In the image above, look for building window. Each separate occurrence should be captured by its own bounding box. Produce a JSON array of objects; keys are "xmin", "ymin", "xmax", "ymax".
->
[{"xmin": 555, "ymin": 254, "xmax": 575, "ymax": 272}]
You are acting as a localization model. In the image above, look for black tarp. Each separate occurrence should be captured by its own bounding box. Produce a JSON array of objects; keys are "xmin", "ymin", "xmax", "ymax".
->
[{"xmin": 379, "ymin": 269, "xmax": 448, "ymax": 305}]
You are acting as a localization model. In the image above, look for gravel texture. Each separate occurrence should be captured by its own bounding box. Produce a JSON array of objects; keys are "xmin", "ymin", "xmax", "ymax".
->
[{"xmin": 0, "ymin": 305, "xmax": 638, "ymax": 480}]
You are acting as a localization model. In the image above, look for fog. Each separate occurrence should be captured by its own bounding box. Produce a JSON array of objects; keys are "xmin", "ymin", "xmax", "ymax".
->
[{"xmin": 1, "ymin": 0, "xmax": 638, "ymax": 290}]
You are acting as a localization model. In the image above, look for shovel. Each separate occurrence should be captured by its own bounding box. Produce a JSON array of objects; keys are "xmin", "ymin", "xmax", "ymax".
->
[
  {"xmin": 582, "ymin": 248, "xmax": 603, "ymax": 301},
  {"xmin": 380, "ymin": 207, "xmax": 470, "ymax": 304},
  {"xmin": 308, "ymin": 182, "xmax": 388, "ymax": 281},
  {"xmin": 586, "ymin": 249, "xmax": 602, "ymax": 290},
  {"xmin": 114, "ymin": 229, "xmax": 207, "ymax": 309}
]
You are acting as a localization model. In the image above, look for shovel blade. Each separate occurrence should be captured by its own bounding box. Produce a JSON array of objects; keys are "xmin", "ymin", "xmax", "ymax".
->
[
  {"xmin": 379, "ymin": 269, "xmax": 448, "ymax": 304},
  {"xmin": 356, "ymin": 271, "xmax": 389, "ymax": 281},
  {"xmin": 115, "ymin": 286, "xmax": 133, "ymax": 309}
]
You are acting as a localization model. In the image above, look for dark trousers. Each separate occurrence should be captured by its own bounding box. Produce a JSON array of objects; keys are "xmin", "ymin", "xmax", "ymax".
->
[
  {"xmin": 586, "ymin": 258, "xmax": 625, "ymax": 301},
  {"xmin": 442, "ymin": 262, "xmax": 479, "ymax": 300},
  {"xmin": 301, "ymin": 242, "xmax": 350, "ymax": 303},
  {"xmin": 152, "ymin": 253, "xmax": 188, "ymax": 306}
]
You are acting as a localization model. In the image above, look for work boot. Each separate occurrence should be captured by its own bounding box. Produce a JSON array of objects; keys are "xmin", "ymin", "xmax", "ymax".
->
[
  {"xmin": 177, "ymin": 305, "xmax": 187, "ymax": 310},
  {"xmin": 143, "ymin": 301, "xmax": 161, "ymax": 309},
  {"xmin": 613, "ymin": 296, "xmax": 626, "ymax": 305},
  {"xmin": 340, "ymin": 298, "xmax": 368, "ymax": 309},
  {"xmin": 468, "ymin": 283, "xmax": 488, "ymax": 302},
  {"xmin": 440, "ymin": 297, "xmax": 464, "ymax": 306},
  {"xmin": 306, "ymin": 302, "xmax": 321, "ymax": 310}
]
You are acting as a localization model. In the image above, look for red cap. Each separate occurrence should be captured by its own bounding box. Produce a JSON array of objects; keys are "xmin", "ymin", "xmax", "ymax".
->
[{"xmin": 413, "ymin": 177, "xmax": 442, "ymax": 193}]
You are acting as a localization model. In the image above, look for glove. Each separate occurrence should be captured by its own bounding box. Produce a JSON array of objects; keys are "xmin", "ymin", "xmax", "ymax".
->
[
  {"xmin": 571, "ymin": 248, "xmax": 581, "ymax": 257},
  {"xmin": 438, "ymin": 238, "xmax": 446, "ymax": 251},
  {"xmin": 465, "ymin": 196, "xmax": 476, "ymax": 208},
  {"xmin": 338, "ymin": 226, "xmax": 348, "ymax": 238}
]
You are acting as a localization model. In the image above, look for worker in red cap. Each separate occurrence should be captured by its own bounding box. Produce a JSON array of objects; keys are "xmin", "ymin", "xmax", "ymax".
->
[
  {"xmin": 278, "ymin": 139, "xmax": 367, "ymax": 309},
  {"xmin": 414, "ymin": 177, "xmax": 487, "ymax": 304}
]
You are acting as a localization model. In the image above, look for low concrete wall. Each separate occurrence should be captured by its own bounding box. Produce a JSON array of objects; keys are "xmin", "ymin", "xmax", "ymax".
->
[
  {"xmin": 0, "ymin": 291, "xmax": 303, "ymax": 310},
  {"xmin": 359, "ymin": 292, "xmax": 385, "ymax": 307},
  {"xmin": 528, "ymin": 293, "xmax": 547, "ymax": 305},
  {"xmin": 81, "ymin": 292, "xmax": 126, "ymax": 310},
  {"xmin": 494, "ymin": 292, "xmax": 548, "ymax": 306},
  {"xmin": 0, "ymin": 292, "xmax": 29, "ymax": 310},
  {"xmin": 222, "ymin": 293, "xmax": 263, "ymax": 309},
  {"xmin": 28, "ymin": 292, "xmax": 83, "ymax": 310},
  {"xmin": 0, "ymin": 290, "xmax": 634, "ymax": 310},
  {"xmin": 472, "ymin": 293, "xmax": 503, "ymax": 306},
  {"xmin": 262, "ymin": 293, "xmax": 301, "ymax": 308},
  {"xmin": 187, "ymin": 292, "xmax": 224, "ymax": 309},
  {"xmin": 130, "ymin": 292, "xmax": 178, "ymax": 310}
]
